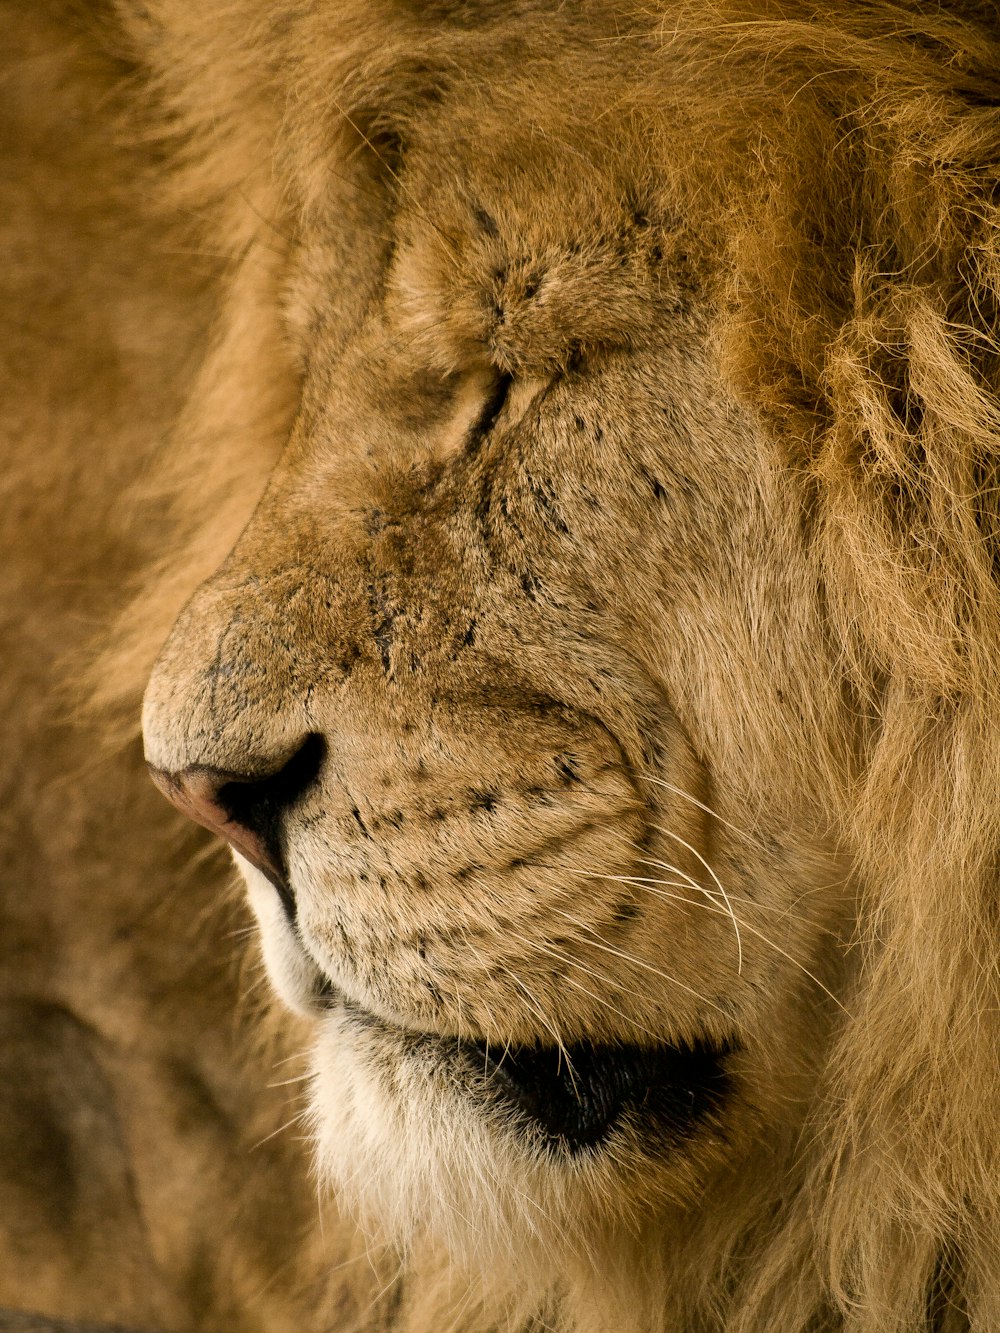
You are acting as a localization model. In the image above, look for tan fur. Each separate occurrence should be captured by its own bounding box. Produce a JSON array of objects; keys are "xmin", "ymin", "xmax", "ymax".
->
[{"xmin": 6, "ymin": 1, "xmax": 1000, "ymax": 1329}]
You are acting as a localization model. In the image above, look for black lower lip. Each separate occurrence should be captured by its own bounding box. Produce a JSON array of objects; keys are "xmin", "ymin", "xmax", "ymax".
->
[
  {"xmin": 335, "ymin": 999, "xmax": 734, "ymax": 1156},
  {"xmin": 465, "ymin": 1036, "xmax": 735, "ymax": 1155}
]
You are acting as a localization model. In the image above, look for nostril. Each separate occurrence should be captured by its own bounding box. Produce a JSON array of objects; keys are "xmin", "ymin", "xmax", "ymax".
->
[
  {"xmin": 217, "ymin": 732, "xmax": 325, "ymax": 863},
  {"xmin": 147, "ymin": 733, "xmax": 326, "ymax": 916}
]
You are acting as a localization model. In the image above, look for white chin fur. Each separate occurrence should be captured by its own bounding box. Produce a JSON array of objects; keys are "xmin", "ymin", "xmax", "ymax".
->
[
  {"xmin": 308, "ymin": 1005, "xmax": 635, "ymax": 1284},
  {"xmin": 231, "ymin": 850, "xmax": 325, "ymax": 1017}
]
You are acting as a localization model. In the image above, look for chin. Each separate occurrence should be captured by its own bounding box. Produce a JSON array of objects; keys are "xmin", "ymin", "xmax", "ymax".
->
[{"xmin": 308, "ymin": 1000, "xmax": 736, "ymax": 1277}]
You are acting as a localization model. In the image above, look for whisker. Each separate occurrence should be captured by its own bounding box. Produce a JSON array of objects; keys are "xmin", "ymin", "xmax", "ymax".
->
[
  {"xmin": 463, "ymin": 920, "xmax": 671, "ymax": 1051},
  {"xmin": 350, "ymin": 1255, "xmax": 409, "ymax": 1333},
  {"xmin": 554, "ymin": 861, "xmax": 753, "ymax": 958},
  {"xmin": 639, "ymin": 773, "xmax": 772, "ymax": 852},
  {"xmin": 549, "ymin": 907, "xmax": 729, "ymax": 1016},
  {"xmin": 223, "ymin": 925, "xmax": 260, "ymax": 942},
  {"xmin": 251, "ymin": 1105, "xmax": 311, "ymax": 1152},
  {"xmin": 633, "ymin": 854, "xmax": 854, "ymax": 936},
  {"xmin": 620, "ymin": 878, "xmax": 850, "ymax": 1014},
  {"xmin": 654, "ymin": 826, "xmax": 743, "ymax": 974},
  {"xmin": 272, "ymin": 1049, "xmax": 311, "ymax": 1068},
  {"xmin": 267, "ymin": 1071, "xmax": 313, "ymax": 1089},
  {"xmin": 508, "ymin": 974, "xmax": 580, "ymax": 1093},
  {"xmin": 462, "ymin": 933, "xmax": 579, "ymax": 1091},
  {"xmin": 328, "ymin": 96, "xmax": 463, "ymax": 273},
  {"xmin": 521, "ymin": 936, "xmax": 667, "ymax": 1044},
  {"xmin": 459, "ymin": 928, "xmax": 517, "ymax": 1067},
  {"xmin": 558, "ymin": 861, "xmax": 820, "ymax": 927}
]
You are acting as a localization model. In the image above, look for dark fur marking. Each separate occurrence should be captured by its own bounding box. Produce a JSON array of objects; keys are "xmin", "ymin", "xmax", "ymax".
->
[
  {"xmin": 554, "ymin": 754, "xmax": 581, "ymax": 783},
  {"xmin": 474, "ymin": 471, "xmax": 494, "ymax": 542},
  {"xmin": 925, "ymin": 1247, "xmax": 968, "ymax": 1330},
  {"xmin": 498, "ymin": 494, "xmax": 526, "ymax": 543},
  {"xmin": 466, "ymin": 374, "xmax": 512, "ymax": 456},
  {"xmin": 367, "ymin": 578, "xmax": 398, "ymax": 674},
  {"xmin": 526, "ymin": 472, "xmax": 570, "ymax": 534},
  {"xmin": 472, "ymin": 203, "xmax": 499, "ymax": 237},
  {"xmin": 629, "ymin": 198, "xmax": 653, "ymax": 229},
  {"xmin": 378, "ymin": 1270, "xmax": 406, "ymax": 1329},
  {"xmin": 524, "ymin": 785, "xmax": 553, "ymax": 806},
  {"xmin": 472, "ymin": 1036, "xmax": 736, "ymax": 1156},
  {"xmin": 641, "ymin": 467, "xmax": 669, "ymax": 501},
  {"xmin": 611, "ymin": 897, "xmax": 641, "ymax": 927},
  {"xmin": 335, "ymin": 919, "xmax": 356, "ymax": 965},
  {"xmin": 351, "ymin": 807, "xmax": 371, "ymax": 838}
]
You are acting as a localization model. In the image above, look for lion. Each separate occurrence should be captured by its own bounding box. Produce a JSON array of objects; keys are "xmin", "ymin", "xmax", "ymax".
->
[{"xmin": 5, "ymin": 0, "xmax": 1000, "ymax": 1329}]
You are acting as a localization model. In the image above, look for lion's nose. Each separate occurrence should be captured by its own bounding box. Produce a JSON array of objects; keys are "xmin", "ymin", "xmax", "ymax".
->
[{"xmin": 147, "ymin": 734, "xmax": 325, "ymax": 912}]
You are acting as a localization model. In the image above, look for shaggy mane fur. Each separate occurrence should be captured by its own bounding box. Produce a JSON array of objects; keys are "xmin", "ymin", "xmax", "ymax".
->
[{"xmin": 8, "ymin": 1, "xmax": 1000, "ymax": 1329}]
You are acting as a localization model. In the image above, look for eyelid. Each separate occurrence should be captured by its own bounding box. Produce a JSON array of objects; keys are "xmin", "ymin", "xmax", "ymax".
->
[
  {"xmin": 431, "ymin": 370, "xmax": 548, "ymax": 463},
  {"xmin": 466, "ymin": 373, "xmax": 513, "ymax": 453}
]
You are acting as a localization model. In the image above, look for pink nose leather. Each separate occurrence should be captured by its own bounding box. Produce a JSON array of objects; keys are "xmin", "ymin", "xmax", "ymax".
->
[{"xmin": 147, "ymin": 764, "xmax": 283, "ymax": 883}]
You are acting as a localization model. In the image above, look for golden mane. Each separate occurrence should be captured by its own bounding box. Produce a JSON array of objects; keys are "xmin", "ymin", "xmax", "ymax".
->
[
  {"xmin": 651, "ymin": 7, "xmax": 1000, "ymax": 1322},
  {"xmin": 72, "ymin": 1, "xmax": 1000, "ymax": 1327}
]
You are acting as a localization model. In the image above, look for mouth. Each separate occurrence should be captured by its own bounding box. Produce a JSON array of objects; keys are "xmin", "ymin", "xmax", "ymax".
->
[
  {"xmin": 468, "ymin": 1035, "xmax": 734, "ymax": 1153},
  {"xmin": 244, "ymin": 860, "xmax": 736, "ymax": 1156},
  {"xmin": 338, "ymin": 999, "xmax": 734, "ymax": 1155}
]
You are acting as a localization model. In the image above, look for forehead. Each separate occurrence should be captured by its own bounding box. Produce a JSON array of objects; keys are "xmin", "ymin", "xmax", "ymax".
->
[{"xmin": 384, "ymin": 84, "xmax": 695, "ymax": 378}]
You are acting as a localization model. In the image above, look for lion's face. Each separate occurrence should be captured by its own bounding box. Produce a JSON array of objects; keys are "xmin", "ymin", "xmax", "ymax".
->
[{"xmin": 142, "ymin": 61, "xmax": 856, "ymax": 1284}]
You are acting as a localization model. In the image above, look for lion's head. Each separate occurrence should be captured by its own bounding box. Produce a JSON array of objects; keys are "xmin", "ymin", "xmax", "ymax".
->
[{"xmin": 133, "ymin": 1, "xmax": 1000, "ymax": 1326}]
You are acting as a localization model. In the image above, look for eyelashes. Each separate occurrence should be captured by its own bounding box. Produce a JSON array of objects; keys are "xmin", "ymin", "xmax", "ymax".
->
[
  {"xmin": 465, "ymin": 373, "xmax": 513, "ymax": 455},
  {"xmin": 435, "ymin": 369, "xmax": 547, "ymax": 464}
]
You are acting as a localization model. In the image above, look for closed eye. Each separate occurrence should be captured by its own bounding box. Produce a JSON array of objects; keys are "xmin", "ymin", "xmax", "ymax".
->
[
  {"xmin": 466, "ymin": 373, "xmax": 513, "ymax": 454},
  {"xmin": 433, "ymin": 369, "xmax": 547, "ymax": 462}
]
